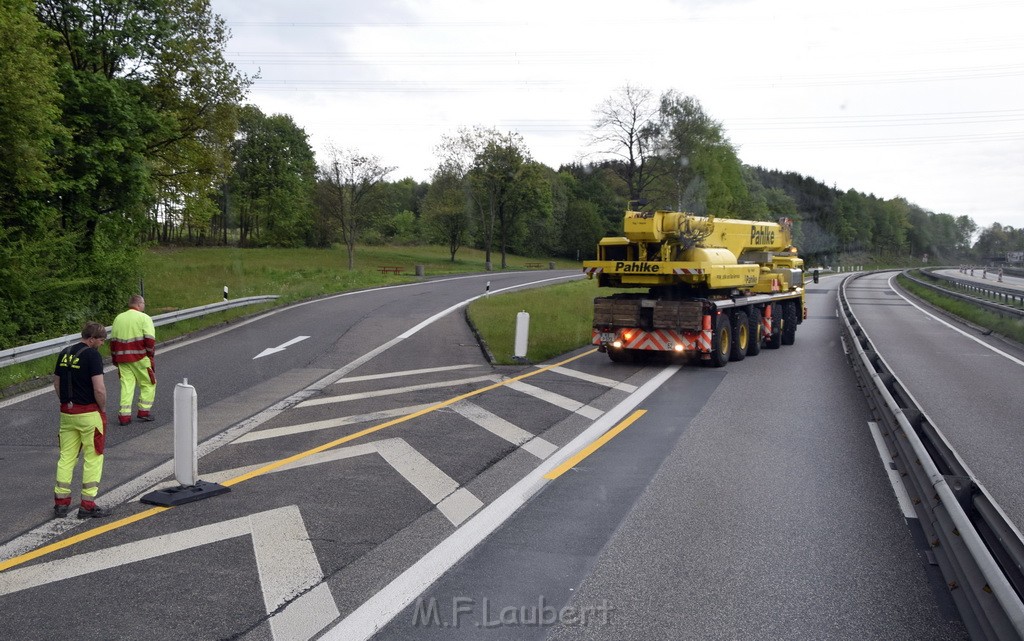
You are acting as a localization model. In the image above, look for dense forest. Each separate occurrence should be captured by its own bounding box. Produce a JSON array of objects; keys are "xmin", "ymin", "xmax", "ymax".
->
[{"xmin": 2, "ymin": 0, "xmax": 1022, "ymax": 349}]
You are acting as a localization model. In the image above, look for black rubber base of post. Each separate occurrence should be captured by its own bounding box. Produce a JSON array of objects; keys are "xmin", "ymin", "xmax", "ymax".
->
[{"xmin": 140, "ymin": 480, "xmax": 231, "ymax": 507}]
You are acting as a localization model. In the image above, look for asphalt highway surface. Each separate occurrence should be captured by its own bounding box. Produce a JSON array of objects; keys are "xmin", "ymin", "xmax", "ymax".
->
[{"xmin": 0, "ymin": 269, "xmax": 992, "ymax": 640}]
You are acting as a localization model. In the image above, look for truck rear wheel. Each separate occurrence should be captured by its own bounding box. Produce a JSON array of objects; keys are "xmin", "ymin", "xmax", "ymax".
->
[
  {"xmin": 707, "ymin": 313, "xmax": 731, "ymax": 367},
  {"xmin": 747, "ymin": 310, "xmax": 763, "ymax": 356},
  {"xmin": 765, "ymin": 303, "xmax": 783, "ymax": 349},
  {"xmin": 730, "ymin": 311, "xmax": 748, "ymax": 361},
  {"xmin": 782, "ymin": 301, "xmax": 798, "ymax": 345}
]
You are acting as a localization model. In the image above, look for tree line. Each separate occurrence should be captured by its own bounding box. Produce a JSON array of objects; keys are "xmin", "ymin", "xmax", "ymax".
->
[{"xmin": 2, "ymin": 0, "xmax": 1019, "ymax": 349}]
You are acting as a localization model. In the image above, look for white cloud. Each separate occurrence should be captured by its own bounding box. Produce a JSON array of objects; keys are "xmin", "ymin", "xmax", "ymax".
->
[{"xmin": 212, "ymin": 0, "xmax": 1024, "ymax": 229}]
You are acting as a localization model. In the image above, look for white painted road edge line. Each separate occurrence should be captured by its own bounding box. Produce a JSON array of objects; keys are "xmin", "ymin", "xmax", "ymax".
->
[
  {"xmin": 867, "ymin": 421, "xmax": 917, "ymax": 520},
  {"xmin": 888, "ymin": 273, "xmax": 1024, "ymax": 368},
  {"xmin": 318, "ymin": 364, "xmax": 681, "ymax": 641}
]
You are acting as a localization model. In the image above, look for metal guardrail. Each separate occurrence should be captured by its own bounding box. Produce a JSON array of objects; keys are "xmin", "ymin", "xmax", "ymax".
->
[
  {"xmin": 917, "ymin": 269, "xmax": 1024, "ymax": 313},
  {"xmin": 839, "ymin": 273, "xmax": 1024, "ymax": 640},
  {"xmin": 0, "ymin": 296, "xmax": 279, "ymax": 368}
]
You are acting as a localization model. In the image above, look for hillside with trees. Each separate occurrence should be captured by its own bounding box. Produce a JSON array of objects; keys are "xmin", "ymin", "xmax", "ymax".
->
[{"xmin": 1, "ymin": 0, "xmax": 1019, "ymax": 349}]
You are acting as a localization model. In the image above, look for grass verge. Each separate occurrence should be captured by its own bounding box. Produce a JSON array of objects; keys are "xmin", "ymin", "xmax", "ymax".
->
[
  {"xmin": 467, "ymin": 279, "xmax": 600, "ymax": 364},
  {"xmin": 897, "ymin": 273, "xmax": 1024, "ymax": 344}
]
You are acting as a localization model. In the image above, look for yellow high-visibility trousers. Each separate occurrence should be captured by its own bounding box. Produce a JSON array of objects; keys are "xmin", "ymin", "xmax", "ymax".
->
[
  {"xmin": 117, "ymin": 357, "xmax": 156, "ymax": 417},
  {"xmin": 54, "ymin": 411, "xmax": 105, "ymax": 501}
]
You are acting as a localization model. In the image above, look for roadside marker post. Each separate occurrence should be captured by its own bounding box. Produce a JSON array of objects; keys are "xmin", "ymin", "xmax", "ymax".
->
[
  {"xmin": 514, "ymin": 311, "xmax": 530, "ymax": 360},
  {"xmin": 141, "ymin": 379, "xmax": 230, "ymax": 507}
]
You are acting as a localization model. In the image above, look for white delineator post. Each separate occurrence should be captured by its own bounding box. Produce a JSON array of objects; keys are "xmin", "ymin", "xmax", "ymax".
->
[
  {"xmin": 139, "ymin": 377, "xmax": 229, "ymax": 506},
  {"xmin": 514, "ymin": 311, "xmax": 530, "ymax": 359},
  {"xmin": 174, "ymin": 378, "xmax": 198, "ymax": 487}
]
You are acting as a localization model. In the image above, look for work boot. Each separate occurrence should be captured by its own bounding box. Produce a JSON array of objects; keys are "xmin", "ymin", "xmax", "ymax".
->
[
  {"xmin": 136, "ymin": 410, "xmax": 154, "ymax": 422},
  {"xmin": 77, "ymin": 505, "xmax": 112, "ymax": 519},
  {"xmin": 118, "ymin": 415, "xmax": 132, "ymax": 425},
  {"xmin": 53, "ymin": 504, "xmax": 70, "ymax": 518}
]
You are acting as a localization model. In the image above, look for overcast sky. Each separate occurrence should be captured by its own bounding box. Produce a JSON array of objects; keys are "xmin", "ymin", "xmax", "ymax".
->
[{"xmin": 209, "ymin": 0, "xmax": 1024, "ymax": 231}]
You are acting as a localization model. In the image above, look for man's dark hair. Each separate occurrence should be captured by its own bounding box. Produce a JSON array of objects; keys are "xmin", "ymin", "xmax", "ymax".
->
[{"xmin": 81, "ymin": 322, "xmax": 107, "ymax": 340}]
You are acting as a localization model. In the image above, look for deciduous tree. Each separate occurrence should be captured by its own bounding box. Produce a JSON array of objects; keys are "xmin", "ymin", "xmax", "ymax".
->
[
  {"xmin": 422, "ymin": 163, "xmax": 472, "ymax": 261},
  {"xmin": 589, "ymin": 84, "xmax": 661, "ymax": 202},
  {"xmin": 318, "ymin": 146, "xmax": 394, "ymax": 269},
  {"xmin": 230, "ymin": 105, "xmax": 316, "ymax": 247}
]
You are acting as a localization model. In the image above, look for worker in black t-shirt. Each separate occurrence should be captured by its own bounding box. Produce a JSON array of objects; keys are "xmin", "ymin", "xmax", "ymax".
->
[{"xmin": 53, "ymin": 321, "xmax": 111, "ymax": 519}]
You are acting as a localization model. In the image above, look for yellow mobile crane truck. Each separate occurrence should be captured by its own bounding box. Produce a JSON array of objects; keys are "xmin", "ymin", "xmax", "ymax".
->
[{"xmin": 583, "ymin": 209, "xmax": 806, "ymax": 366}]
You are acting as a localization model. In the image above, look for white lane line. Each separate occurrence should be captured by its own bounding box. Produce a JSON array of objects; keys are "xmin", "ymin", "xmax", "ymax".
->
[
  {"xmin": 867, "ymin": 421, "xmax": 917, "ymax": 519},
  {"xmin": 283, "ymin": 439, "xmax": 482, "ymax": 526},
  {"xmin": 449, "ymin": 401, "xmax": 557, "ymax": 459},
  {"xmin": 436, "ymin": 489, "xmax": 485, "ymax": 527},
  {"xmin": 296, "ymin": 376, "xmax": 499, "ymax": 408},
  {"xmin": 539, "ymin": 365, "xmax": 638, "ymax": 393},
  {"xmin": 231, "ymin": 404, "xmax": 435, "ymax": 444},
  {"xmin": 0, "ymin": 275, "xmax": 585, "ymax": 559},
  {"xmin": 249, "ymin": 508, "xmax": 341, "ymax": 640},
  {"xmin": 155, "ymin": 439, "xmax": 482, "ymax": 527},
  {"xmin": 0, "ymin": 505, "xmax": 340, "ymax": 641},
  {"xmin": 319, "ymin": 364, "xmax": 682, "ymax": 641},
  {"xmin": 334, "ymin": 364, "xmax": 480, "ymax": 384},
  {"xmin": 503, "ymin": 379, "xmax": 604, "ymax": 420},
  {"xmin": 888, "ymin": 274, "xmax": 1024, "ymax": 368}
]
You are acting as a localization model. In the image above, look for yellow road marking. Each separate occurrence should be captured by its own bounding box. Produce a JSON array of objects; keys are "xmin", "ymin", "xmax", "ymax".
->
[
  {"xmin": 0, "ymin": 348, "xmax": 598, "ymax": 573},
  {"xmin": 0, "ymin": 507, "xmax": 169, "ymax": 572},
  {"xmin": 544, "ymin": 409, "xmax": 647, "ymax": 480}
]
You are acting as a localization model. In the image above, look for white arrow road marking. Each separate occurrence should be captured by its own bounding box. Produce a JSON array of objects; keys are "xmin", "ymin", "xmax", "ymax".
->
[
  {"xmin": 254, "ymin": 336, "xmax": 310, "ymax": 359},
  {"xmin": 0, "ymin": 505, "xmax": 339, "ymax": 641},
  {"xmin": 142, "ymin": 438, "xmax": 483, "ymax": 526}
]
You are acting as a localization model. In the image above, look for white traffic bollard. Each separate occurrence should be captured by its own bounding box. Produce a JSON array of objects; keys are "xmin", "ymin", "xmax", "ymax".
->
[
  {"xmin": 174, "ymin": 378, "xmax": 198, "ymax": 487},
  {"xmin": 140, "ymin": 378, "xmax": 230, "ymax": 506},
  {"xmin": 514, "ymin": 311, "xmax": 530, "ymax": 359},
  {"xmin": 485, "ymin": 281, "xmax": 491, "ymax": 296}
]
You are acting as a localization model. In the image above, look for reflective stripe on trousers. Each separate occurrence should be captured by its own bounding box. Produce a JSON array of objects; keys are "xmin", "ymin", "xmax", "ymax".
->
[
  {"xmin": 54, "ymin": 411, "xmax": 105, "ymax": 500},
  {"xmin": 117, "ymin": 357, "xmax": 156, "ymax": 416}
]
